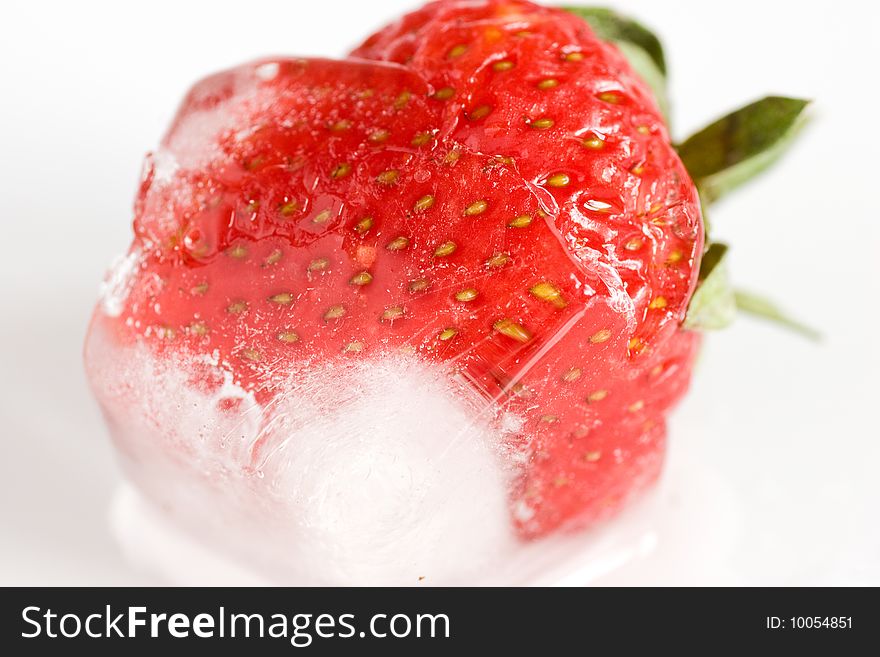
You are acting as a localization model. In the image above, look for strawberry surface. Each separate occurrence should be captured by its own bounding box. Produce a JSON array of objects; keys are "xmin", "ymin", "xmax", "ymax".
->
[{"xmin": 86, "ymin": 0, "xmax": 703, "ymax": 540}]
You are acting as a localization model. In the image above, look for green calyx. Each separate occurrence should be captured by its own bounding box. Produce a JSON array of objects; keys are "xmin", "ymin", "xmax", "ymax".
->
[
  {"xmin": 561, "ymin": 6, "xmax": 815, "ymax": 339},
  {"xmin": 732, "ymin": 291, "xmax": 821, "ymax": 340},
  {"xmin": 677, "ymin": 96, "xmax": 811, "ymax": 204},
  {"xmin": 682, "ymin": 244, "xmax": 736, "ymax": 331},
  {"xmin": 562, "ymin": 7, "xmax": 669, "ymax": 118},
  {"xmin": 561, "ymin": 7, "xmax": 666, "ymax": 73},
  {"xmin": 680, "ymin": 98, "xmax": 812, "ymax": 335}
]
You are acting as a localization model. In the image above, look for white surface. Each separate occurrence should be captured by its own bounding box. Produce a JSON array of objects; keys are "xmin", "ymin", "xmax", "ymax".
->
[{"xmin": 1, "ymin": 0, "xmax": 878, "ymax": 585}]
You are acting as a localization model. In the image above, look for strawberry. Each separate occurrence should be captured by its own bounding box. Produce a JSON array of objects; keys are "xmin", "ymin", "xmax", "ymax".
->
[{"xmin": 85, "ymin": 0, "xmax": 808, "ymax": 558}]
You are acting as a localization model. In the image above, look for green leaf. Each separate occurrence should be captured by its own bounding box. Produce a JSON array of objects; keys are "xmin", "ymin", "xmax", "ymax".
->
[
  {"xmin": 684, "ymin": 243, "xmax": 736, "ymax": 330},
  {"xmin": 613, "ymin": 41, "xmax": 669, "ymax": 120},
  {"xmin": 677, "ymin": 96, "xmax": 810, "ymax": 203},
  {"xmin": 561, "ymin": 7, "xmax": 669, "ymax": 119},
  {"xmin": 734, "ymin": 290, "xmax": 821, "ymax": 340},
  {"xmin": 685, "ymin": 247, "xmax": 821, "ymax": 338},
  {"xmin": 561, "ymin": 7, "xmax": 666, "ymax": 74}
]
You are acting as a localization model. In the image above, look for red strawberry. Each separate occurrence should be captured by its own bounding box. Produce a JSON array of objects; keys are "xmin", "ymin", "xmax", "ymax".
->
[
  {"xmin": 85, "ymin": 0, "xmax": 806, "ymax": 573},
  {"xmin": 348, "ymin": 0, "xmax": 703, "ymax": 536}
]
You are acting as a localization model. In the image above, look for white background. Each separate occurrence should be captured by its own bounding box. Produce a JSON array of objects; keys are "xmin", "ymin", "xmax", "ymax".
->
[{"xmin": 1, "ymin": 0, "xmax": 878, "ymax": 585}]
